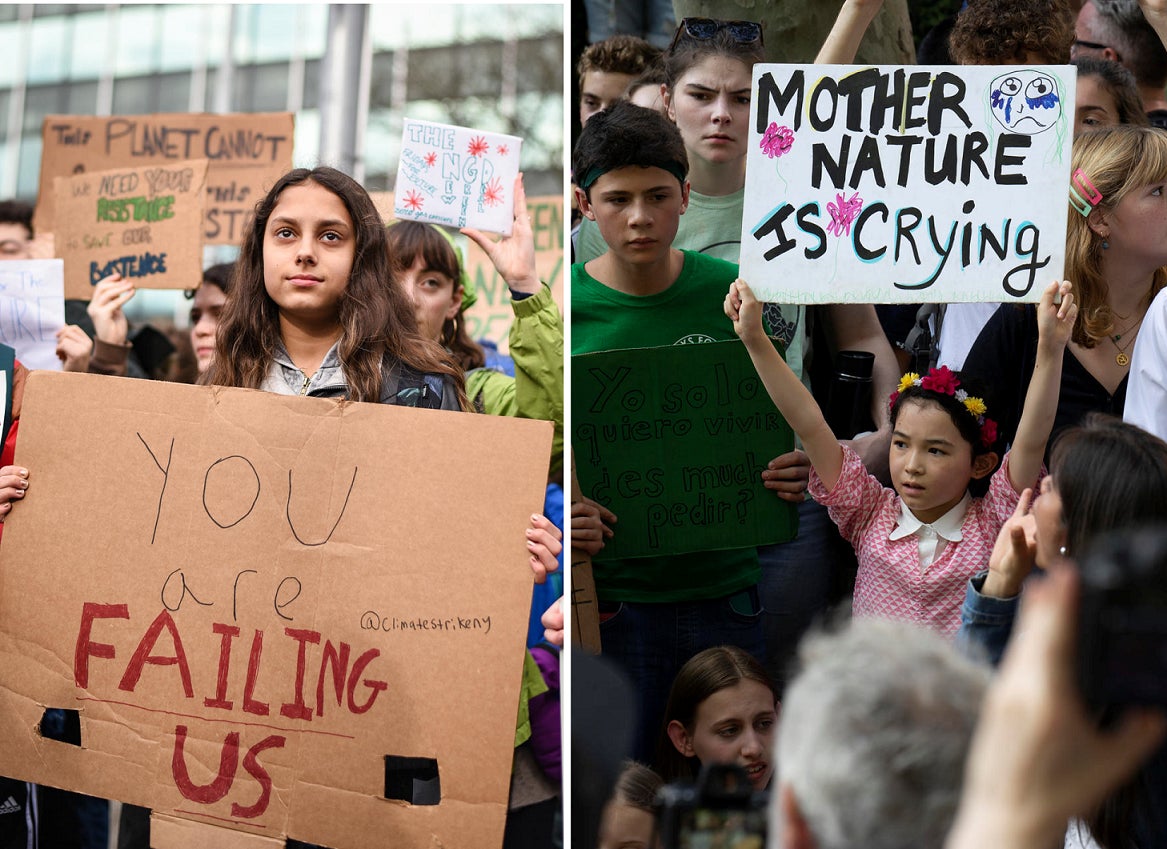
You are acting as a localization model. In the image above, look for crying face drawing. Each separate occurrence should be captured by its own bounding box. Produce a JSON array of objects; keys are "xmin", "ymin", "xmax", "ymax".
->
[{"xmin": 990, "ymin": 71, "xmax": 1062, "ymax": 134}]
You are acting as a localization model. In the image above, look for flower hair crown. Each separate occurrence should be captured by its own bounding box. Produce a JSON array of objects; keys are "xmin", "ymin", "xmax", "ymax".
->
[{"xmin": 888, "ymin": 366, "xmax": 998, "ymax": 448}]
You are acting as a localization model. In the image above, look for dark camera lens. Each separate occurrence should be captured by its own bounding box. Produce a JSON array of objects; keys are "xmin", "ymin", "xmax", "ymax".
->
[{"xmin": 1078, "ymin": 525, "xmax": 1167, "ymax": 710}]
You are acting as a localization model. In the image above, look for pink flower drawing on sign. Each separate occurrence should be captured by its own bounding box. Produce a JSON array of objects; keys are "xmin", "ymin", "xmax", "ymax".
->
[
  {"xmin": 482, "ymin": 177, "xmax": 504, "ymax": 207},
  {"xmin": 424, "ymin": 151, "xmax": 437, "ymax": 167},
  {"xmin": 404, "ymin": 190, "xmax": 425, "ymax": 211},
  {"xmin": 759, "ymin": 123, "xmax": 794, "ymax": 159},
  {"xmin": 497, "ymin": 144, "xmax": 509, "ymax": 156},
  {"xmin": 467, "ymin": 136, "xmax": 489, "ymax": 156},
  {"xmin": 826, "ymin": 191, "xmax": 864, "ymax": 238}
]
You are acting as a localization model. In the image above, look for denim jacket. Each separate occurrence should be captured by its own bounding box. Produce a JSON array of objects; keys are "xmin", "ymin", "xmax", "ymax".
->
[
  {"xmin": 954, "ymin": 570, "xmax": 1021, "ymax": 666},
  {"xmin": 260, "ymin": 341, "xmax": 460, "ymax": 410}
]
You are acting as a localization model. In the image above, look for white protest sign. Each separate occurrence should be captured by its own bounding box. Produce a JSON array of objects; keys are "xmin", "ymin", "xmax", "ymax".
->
[
  {"xmin": 740, "ymin": 65, "xmax": 1075, "ymax": 304},
  {"xmin": 0, "ymin": 259, "xmax": 65, "ymax": 371},
  {"xmin": 395, "ymin": 119, "xmax": 523, "ymax": 235}
]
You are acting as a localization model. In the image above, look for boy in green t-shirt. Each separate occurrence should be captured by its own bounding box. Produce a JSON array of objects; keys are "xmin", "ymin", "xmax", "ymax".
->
[{"xmin": 570, "ymin": 100, "xmax": 766, "ymax": 760}]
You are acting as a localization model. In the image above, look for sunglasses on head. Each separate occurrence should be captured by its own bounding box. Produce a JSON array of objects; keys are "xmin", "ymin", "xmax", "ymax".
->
[{"xmin": 668, "ymin": 17, "xmax": 764, "ymax": 52}]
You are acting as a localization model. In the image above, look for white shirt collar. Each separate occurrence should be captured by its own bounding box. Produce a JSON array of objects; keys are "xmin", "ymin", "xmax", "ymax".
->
[{"xmin": 889, "ymin": 492, "xmax": 971, "ymax": 542}]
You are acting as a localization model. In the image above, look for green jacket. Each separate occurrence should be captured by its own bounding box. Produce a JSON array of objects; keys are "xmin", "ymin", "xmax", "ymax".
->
[{"xmin": 465, "ymin": 283, "xmax": 563, "ymax": 476}]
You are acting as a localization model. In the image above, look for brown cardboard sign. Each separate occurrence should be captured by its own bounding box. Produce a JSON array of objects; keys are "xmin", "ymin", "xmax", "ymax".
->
[
  {"xmin": 569, "ymin": 456, "xmax": 600, "ymax": 654},
  {"xmin": 35, "ymin": 113, "xmax": 294, "ymax": 245},
  {"xmin": 53, "ymin": 159, "xmax": 209, "ymax": 299},
  {"xmin": 0, "ymin": 372, "xmax": 553, "ymax": 849}
]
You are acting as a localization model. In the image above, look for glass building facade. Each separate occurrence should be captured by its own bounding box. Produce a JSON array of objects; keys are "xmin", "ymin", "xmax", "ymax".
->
[
  {"xmin": 2, "ymin": 3, "xmax": 563, "ymax": 199},
  {"xmin": 0, "ymin": 3, "xmax": 563, "ymax": 320}
]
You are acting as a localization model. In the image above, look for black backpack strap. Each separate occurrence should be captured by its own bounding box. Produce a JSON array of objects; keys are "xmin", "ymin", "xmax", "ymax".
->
[{"xmin": 384, "ymin": 362, "xmax": 446, "ymax": 409}]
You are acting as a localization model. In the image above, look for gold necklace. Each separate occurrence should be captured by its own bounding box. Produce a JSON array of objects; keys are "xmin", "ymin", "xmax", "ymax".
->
[
  {"xmin": 1111, "ymin": 311, "xmax": 1145, "ymax": 340},
  {"xmin": 1107, "ymin": 289, "xmax": 1155, "ymax": 365},
  {"xmin": 1108, "ymin": 323, "xmax": 1141, "ymax": 366}
]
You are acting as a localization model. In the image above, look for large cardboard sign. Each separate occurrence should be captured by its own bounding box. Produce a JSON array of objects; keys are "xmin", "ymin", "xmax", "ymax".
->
[
  {"xmin": 370, "ymin": 192, "xmax": 564, "ymax": 354},
  {"xmin": 0, "ymin": 259, "xmax": 65, "ymax": 371},
  {"xmin": 54, "ymin": 159, "xmax": 209, "ymax": 299},
  {"xmin": 0, "ymin": 373, "xmax": 553, "ymax": 849},
  {"xmin": 740, "ymin": 65, "xmax": 1075, "ymax": 304},
  {"xmin": 35, "ymin": 113, "xmax": 294, "ymax": 245},
  {"xmin": 572, "ymin": 341, "xmax": 797, "ymax": 558},
  {"xmin": 395, "ymin": 119, "xmax": 523, "ymax": 235}
]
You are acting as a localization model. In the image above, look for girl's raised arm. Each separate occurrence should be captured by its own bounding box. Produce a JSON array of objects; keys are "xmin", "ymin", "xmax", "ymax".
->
[
  {"xmin": 1138, "ymin": 0, "xmax": 1167, "ymax": 53},
  {"xmin": 1008, "ymin": 281, "xmax": 1077, "ymax": 492},
  {"xmin": 464, "ymin": 173, "xmax": 564, "ymax": 474},
  {"xmin": 815, "ymin": 0, "xmax": 886, "ymax": 64},
  {"xmin": 726, "ymin": 279, "xmax": 845, "ymax": 490}
]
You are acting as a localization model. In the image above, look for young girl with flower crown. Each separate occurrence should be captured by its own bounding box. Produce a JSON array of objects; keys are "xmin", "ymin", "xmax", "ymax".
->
[{"xmin": 725, "ymin": 278, "xmax": 1078, "ymax": 635}]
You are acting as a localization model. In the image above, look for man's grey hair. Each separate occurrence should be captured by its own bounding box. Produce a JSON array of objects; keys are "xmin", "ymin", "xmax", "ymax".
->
[
  {"xmin": 773, "ymin": 618, "xmax": 991, "ymax": 849},
  {"xmin": 1090, "ymin": 0, "xmax": 1167, "ymax": 88}
]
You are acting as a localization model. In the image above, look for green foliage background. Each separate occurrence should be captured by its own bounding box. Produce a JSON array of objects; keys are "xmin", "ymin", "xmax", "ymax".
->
[{"xmin": 908, "ymin": 0, "xmax": 962, "ymax": 49}]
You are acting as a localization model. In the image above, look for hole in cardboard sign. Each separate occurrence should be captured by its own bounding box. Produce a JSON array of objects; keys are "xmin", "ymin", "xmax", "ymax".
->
[
  {"xmin": 384, "ymin": 756, "xmax": 440, "ymax": 805},
  {"xmin": 38, "ymin": 708, "xmax": 82, "ymax": 746}
]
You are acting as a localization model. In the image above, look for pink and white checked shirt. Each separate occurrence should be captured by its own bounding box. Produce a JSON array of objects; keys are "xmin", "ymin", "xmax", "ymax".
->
[{"xmin": 808, "ymin": 444, "xmax": 1021, "ymax": 637}]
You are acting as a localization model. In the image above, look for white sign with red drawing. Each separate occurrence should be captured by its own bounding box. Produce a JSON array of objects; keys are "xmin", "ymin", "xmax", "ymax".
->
[{"xmin": 394, "ymin": 119, "xmax": 523, "ymax": 236}]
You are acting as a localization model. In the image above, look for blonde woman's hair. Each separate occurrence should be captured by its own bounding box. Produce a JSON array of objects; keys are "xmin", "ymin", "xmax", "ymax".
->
[{"xmin": 1067, "ymin": 125, "xmax": 1167, "ymax": 346}]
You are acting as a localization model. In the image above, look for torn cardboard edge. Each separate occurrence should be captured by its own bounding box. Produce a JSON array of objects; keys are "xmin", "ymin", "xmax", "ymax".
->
[{"xmin": 152, "ymin": 812, "xmax": 284, "ymax": 849}]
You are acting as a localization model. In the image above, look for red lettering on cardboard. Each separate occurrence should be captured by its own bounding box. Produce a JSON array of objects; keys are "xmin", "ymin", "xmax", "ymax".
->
[
  {"xmin": 242, "ymin": 630, "xmax": 269, "ymax": 717},
  {"xmin": 172, "ymin": 724, "xmax": 238, "ymax": 804},
  {"xmin": 348, "ymin": 649, "xmax": 388, "ymax": 714},
  {"xmin": 118, "ymin": 610, "xmax": 194, "ymax": 698},
  {"xmin": 230, "ymin": 733, "xmax": 287, "ymax": 819},
  {"xmin": 315, "ymin": 641, "xmax": 351, "ymax": 716},
  {"xmin": 280, "ymin": 627, "xmax": 320, "ymax": 721},
  {"xmin": 74, "ymin": 602, "xmax": 386, "ymax": 723},
  {"xmin": 74, "ymin": 602, "xmax": 130, "ymax": 687},
  {"xmin": 205, "ymin": 623, "xmax": 240, "ymax": 710}
]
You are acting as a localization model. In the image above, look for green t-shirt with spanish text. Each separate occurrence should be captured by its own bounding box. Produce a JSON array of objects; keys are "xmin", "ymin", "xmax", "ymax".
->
[{"xmin": 572, "ymin": 250, "xmax": 761, "ymax": 603}]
